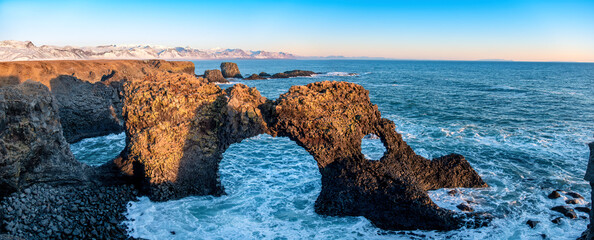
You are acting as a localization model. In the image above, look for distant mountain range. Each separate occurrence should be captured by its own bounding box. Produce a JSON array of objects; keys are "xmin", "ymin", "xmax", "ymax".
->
[{"xmin": 0, "ymin": 40, "xmax": 297, "ymax": 61}]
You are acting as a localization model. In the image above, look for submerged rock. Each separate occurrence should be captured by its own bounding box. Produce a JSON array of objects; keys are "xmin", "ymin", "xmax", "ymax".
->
[
  {"xmin": 204, "ymin": 69, "xmax": 228, "ymax": 83},
  {"xmin": 0, "ymin": 81, "xmax": 89, "ymax": 197},
  {"xmin": 551, "ymin": 206, "xmax": 577, "ymax": 219},
  {"xmin": 526, "ymin": 220, "xmax": 539, "ymax": 228},
  {"xmin": 220, "ymin": 62, "xmax": 243, "ymax": 78},
  {"xmin": 548, "ymin": 190, "xmax": 561, "ymax": 199},
  {"xmin": 456, "ymin": 203, "xmax": 474, "ymax": 212}
]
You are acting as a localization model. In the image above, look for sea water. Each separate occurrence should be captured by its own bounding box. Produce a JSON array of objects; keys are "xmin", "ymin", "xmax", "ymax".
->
[{"xmin": 71, "ymin": 60, "xmax": 594, "ymax": 239}]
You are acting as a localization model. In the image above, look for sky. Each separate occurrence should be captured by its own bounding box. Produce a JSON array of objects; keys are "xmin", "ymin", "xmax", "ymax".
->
[{"xmin": 1, "ymin": 0, "xmax": 593, "ymax": 62}]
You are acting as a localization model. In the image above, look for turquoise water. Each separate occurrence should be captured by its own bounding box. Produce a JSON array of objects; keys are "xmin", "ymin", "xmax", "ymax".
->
[{"xmin": 71, "ymin": 60, "xmax": 594, "ymax": 239}]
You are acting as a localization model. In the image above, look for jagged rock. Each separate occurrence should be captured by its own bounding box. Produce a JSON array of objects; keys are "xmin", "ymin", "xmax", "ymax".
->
[
  {"xmin": 259, "ymin": 72, "xmax": 271, "ymax": 77},
  {"xmin": 113, "ymin": 72, "xmax": 268, "ymax": 201},
  {"xmin": 0, "ymin": 59, "xmax": 195, "ymax": 143},
  {"xmin": 267, "ymin": 81, "xmax": 487, "ymax": 230},
  {"xmin": 551, "ymin": 206, "xmax": 577, "ymax": 219},
  {"xmin": 271, "ymin": 70, "xmax": 316, "ymax": 78},
  {"xmin": 245, "ymin": 74, "xmax": 266, "ymax": 80},
  {"xmin": 203, "ymin": 69, "xmax": 228, "ymax": 83},
  {"xmin": 548, "ymin": 190, "xmax": 561, "ymax": 199},
  {"xmin": 526, "ymin": 220, "xmax": 539, "ymax": 228},
  {"xmin": 456, "ymin": 203, "xmax": 474, "ymax": 212},
  {"xmin": 567, "ymin": 192, "xmax": 585, "ymax": 199},
  {"xmin": 566, "ymin": 199, "xmax": 580, "ymax": 204},
  {"xmin": 0, "ymin": 81, "xmax": 89, "ymax": 197},
  {"xmin": 220, "ymin": 62, "xmax": 242, "ymax": 78},
  {"xmin": 49, "ymin": 75, "xmax": 124, "ymax": 143}
]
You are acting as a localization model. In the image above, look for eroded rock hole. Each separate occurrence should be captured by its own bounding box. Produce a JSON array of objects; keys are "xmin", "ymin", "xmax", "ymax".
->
[
  {"xmin": 70, "ymin": 132, "xmax": 126, "ymax": 166},
  {"xmin": 361, "ymin": 134, "xmax": 386, "ymax": 160}
]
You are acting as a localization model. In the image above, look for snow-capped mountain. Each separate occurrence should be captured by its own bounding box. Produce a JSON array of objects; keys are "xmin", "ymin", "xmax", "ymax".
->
[{"xmin": 0, "ymin": 40, "xmax": 297, "ymax": 61}]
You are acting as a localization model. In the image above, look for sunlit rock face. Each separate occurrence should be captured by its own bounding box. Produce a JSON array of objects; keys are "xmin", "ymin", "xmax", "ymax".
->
[
  {"xmin": 115, "ymin": 76, "xmax": 488, "ymax": 230},
  {"xmin": 268, "ymin": 81, "xmax": 488, "ymax": 230},
  {"xmin": 0, "ymin": 81, "xmax": 88, "ymax": 197},
  {"xmin": 220, "ymin": 62, "xmax": 242, "ymax": 78},
  {"xmin": 115, "ymin": 72, "xmax": 268, "ymax": 201}
]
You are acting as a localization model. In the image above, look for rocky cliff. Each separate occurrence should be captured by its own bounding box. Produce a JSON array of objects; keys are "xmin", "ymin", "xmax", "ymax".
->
[{"xmin": 0, "ymin": 59, "xmax": 195, "ymax": 142}]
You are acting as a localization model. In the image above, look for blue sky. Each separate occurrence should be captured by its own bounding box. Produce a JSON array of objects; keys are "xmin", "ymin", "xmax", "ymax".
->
[{"xmin": 1, "ymin": 0, "xmax": 593, "ymax": 61}]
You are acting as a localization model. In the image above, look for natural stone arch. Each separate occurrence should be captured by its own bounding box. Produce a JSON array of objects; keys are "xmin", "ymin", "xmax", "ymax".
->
[{"xmin": 111, "ymin": 74, "xmax": 489, "ymax": 230}]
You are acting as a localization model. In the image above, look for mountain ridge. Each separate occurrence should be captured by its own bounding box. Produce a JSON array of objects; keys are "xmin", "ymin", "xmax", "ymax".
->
[{"xmin": 0, "ymin": 40, "xmax": 297, "ymax": 61}]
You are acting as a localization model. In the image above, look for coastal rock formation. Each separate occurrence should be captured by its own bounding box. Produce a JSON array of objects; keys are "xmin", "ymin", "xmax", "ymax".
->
[
  {"xmin": 50, "ymin": 75, "xmax": 124, "ymax": 143},
  {"xmin": 271, "ymin": 70, "xmax": 316, "ymax": 78},
  {"xmin": 0, "ymin": 81, "xmax": 89, "ymax": 197},
  {"xmin": 583, "ymin": 142, "xmax": 594, "ymax": 239},
  {"xmin": 267, "ymin": 81, "xmax": 488, "ymax": 230},
  {"xmin": 0, "ymin": 59, "xmax": 195, "ymax": 142},
  {"xmin": 220, "ymin": 62, "xmax": 242, "ymax": 78},
  {"xmin": 245, "ymin": 73, "xmax": 266, "ymax": 80},
  {"xmin": 203, "ymin": 69, "xmax": 228, "ymax": 83},
  {"xmin": 113, "ymin": 72, "xmax": 268, "ymax": 201},
  {"xmin": 259, "ymin": 72, "xmax": 272, "ymax": 77}
]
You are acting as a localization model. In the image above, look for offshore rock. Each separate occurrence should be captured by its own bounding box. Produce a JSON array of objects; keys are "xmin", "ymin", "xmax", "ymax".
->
[
  {"xmin": 245, "ymin": 74, "xmax": 266, "ymax": 80},
  {"xmin": 267, "ymin": 81, "xmax": 488, "ymax": 230},
  {"xmin": 220, "ymin": 62, "xmax": 242, "ymax": 78},
  {"xmin": 259, "ymin": 72, "xmax": 272, "ymax": 77},
  {"xmin": 49, "ymin": 75, "xmax": 124, "ymax": 143},
  {"xmin": 114, "ymin": 72, "xmax": 268, "ymax": 201},
  {"xmin": 0, "ymin": 81, "xmax": 89, "ymax": 197},
  {"xmin": 271, "ymin": 70, "xmax": 316, "ymax": 79},
  {"xmin": 203, "ymin": 69, "xmax": 228, "ymax": 83}
]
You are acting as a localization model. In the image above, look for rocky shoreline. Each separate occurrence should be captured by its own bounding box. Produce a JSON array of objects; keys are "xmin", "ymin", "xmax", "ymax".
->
[{"xmin": 1, "ymin": 60, "xmax": 591, "ymax": 239}]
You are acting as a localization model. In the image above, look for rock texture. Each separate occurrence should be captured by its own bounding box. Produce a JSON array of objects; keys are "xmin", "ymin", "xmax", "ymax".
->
[
  {"xmin": 266, "ymin": 81, "xmax": 487, "ymax": 230},
  {"xmin": 203, "ymin": 69, "xmax": 228, "ymax": 83},
  {"xmin": 113, "ymin": 72, "xmax": 268, "ymax": 201},
  {"xmin": 220, "ymin": 62, "xmax": 242, "ymax": 78},
  {"xmin": 0, "ymin": 59, "xmax": 195, "ymax": 143},
  {"xmin": 49, "ymin": 75, "xmax": 124, "ymax": 143},
  {"xmin": 0, "ymin": 81, "xmax": 89, "ymax": 197}
]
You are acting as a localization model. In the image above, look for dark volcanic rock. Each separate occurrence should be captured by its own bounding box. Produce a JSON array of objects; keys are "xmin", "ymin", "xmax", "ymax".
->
[
  {"xmin": 267, "ymin": 81, "xmax": 488, "ymax": 230},
  {"xmin": 548, "ymin": 190, "xmax": 561, "ymax": 199},
  {"xmin": 576, "ymin": 207, "xmax": 591, "ymax": 213},
  {"xmin": 259, "ymin": 72, "xmax": 271, "ymax": 77},
  {"xmin": 50, "ymin": 75, "xmax": 124, "ymax": 143},
  {"xmin": 567, "ymin": 191, "xmax": 585, "ymax": 199},
  {"xmin": 0, "ymin": 81, "xmax": 89, "ymax": 197},
  {"xmin": 114, "ymin": 72, "xmax": 268, "ymax": 201},
  {"xmin": 456, "ymin": 203, "xmax": 474, "ymax": 212},
  {"xmin": 203, "ymin": 69, "xmax": 228, "ymax": 83},
  {"xmin": 245, "ymin": 74, "xmax": 266, "ymax": 80},
  {"xmin": 551, "ymin": 206, "xmax": 577, "ymax": 219},
  {"xmin": 526, "ymin": 220, "xmax": 539, "ymax": 228},
  {"xmin": 220, "ymin": 62, "xmax": 242, "ymax": 78},
  {"xmin": 271, "ymin": 70, "xmax": 316, "ymax": 79},
  {"xmin": 566, "ymin": 199, "xmax": 580, "ymax": 204}
]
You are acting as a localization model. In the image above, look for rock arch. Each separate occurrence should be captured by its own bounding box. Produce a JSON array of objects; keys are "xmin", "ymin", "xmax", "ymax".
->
[{"xmin": 111, "ymin": 73, "xmax": 489, "ymax": 230}]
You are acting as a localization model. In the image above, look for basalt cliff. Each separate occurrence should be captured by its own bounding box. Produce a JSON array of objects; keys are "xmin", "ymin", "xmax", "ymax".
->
[{"xmin": 1, "ymin": 60, "xmax": 489, "ymax": 239}]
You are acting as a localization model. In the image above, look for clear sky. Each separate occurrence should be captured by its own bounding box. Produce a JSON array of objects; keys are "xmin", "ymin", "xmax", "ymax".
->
[{"xmin": 1, "ymin": 0, "xmax": 593, "ymax": 62}]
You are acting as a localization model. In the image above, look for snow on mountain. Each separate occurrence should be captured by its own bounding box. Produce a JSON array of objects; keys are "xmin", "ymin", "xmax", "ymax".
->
[{"xmin": 0, "ymin": 41, "xmax": 297, "ymax": 61}]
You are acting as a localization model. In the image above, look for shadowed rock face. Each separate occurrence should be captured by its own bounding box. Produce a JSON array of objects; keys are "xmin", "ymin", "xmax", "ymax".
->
[
  {"xmin": 114, "ymin": 72, "xmax": 268, "ymax": 201},
  {"xmin": 0, "ymin": 60, "xmax": 195, "ymax": 143},
  {"xmin": 267, "ymin": 81, "xmax": 487, "ymax": 230},
  {"xmin": 204, "ymin": 69, "xmax": 228, "ymax": 83},
  {"xmin": 50, "ymin": 75, "xmax": 124, "ymax": 143},
  {"xmin": 0, "ymin": 81, "xmax": 89, "ymax": 197},
  {"xmin": 271, "ymin": 70, "xmax": 316, "ymax": 78},
  {"xmin": 220, "ymin": 62, "xmax": 242, "ymax": 78}
]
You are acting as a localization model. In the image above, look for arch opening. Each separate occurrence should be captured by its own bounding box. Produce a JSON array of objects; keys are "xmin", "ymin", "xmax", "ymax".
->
[
  {"xmin": 361, "ymin": 134, "xmax": 387, "ymax": 160},
  {"xmin": 70, "ymin": 132, "xmax": 126, "ymax": 166}
]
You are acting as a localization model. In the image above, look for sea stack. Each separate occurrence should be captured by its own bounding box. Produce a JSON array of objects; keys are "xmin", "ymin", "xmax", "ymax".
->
[
  {"xmin": 203, "ymin": 69, "xmax": 228, "ymax": 83},
  {"xmin": 220, "ymin": 62, "xmax": 243, "ymax": 78}
]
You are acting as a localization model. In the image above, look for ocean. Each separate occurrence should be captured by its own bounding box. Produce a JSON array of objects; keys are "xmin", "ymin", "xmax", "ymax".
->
[{"xmin": 70, "ymin": 60, "xmax": 594, "ymax": 239}]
